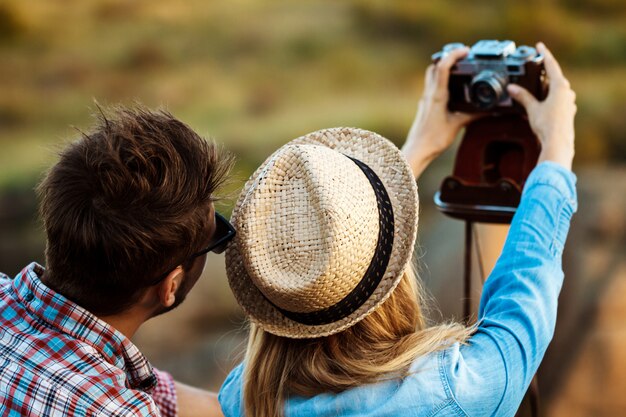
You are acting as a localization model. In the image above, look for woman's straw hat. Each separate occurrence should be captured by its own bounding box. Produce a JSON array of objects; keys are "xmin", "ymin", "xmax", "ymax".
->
[{"xmin": 225, "ymin": 127, "xmax": 418, "ymax": 338}]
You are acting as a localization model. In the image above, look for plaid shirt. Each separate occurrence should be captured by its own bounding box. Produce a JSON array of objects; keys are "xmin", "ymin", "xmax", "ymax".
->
[{"xmin": 0, "ymin": 263, "xmax": 177, "ymax": 416}]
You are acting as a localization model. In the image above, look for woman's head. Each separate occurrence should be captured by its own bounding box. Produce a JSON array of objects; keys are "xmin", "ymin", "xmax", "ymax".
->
[{"xmin": 226, "ymin": 128, "xmax": 419, "ymax": 338}]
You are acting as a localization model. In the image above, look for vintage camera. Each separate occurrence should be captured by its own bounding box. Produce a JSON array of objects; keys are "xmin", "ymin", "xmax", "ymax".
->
[
  {"xmin": 433, "ymin": 41, "xmax": 546, "ymax": 223},
  {"xmin": 432, "ymin": 40, "xmax": 548, "ymax": 114}
]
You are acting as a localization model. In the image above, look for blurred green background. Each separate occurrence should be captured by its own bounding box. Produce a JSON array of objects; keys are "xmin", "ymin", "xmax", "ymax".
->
[
  {"xmin": 1, "ymin": 0, "xmax": 625, "ymax": 191},
  {"xmin": 1, "ymin": 0, "xmax": 625, "ymax": 415}
]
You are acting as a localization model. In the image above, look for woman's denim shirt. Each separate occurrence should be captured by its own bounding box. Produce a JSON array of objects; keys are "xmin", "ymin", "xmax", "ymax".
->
[{"xmin": 219, "ymin": 162, "xmax": 578, "ymax": 417}]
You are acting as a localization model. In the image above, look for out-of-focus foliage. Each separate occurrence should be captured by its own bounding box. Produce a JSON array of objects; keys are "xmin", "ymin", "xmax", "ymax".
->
[{"xmin": 0, "ymin": 0, "xmax": 624, "ymax": 191}]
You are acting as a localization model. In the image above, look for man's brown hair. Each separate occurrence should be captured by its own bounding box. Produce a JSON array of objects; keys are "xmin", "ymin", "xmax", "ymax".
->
[{"xmin": 37, "ymin": 106, "xmax": 233, "ymax": 316}]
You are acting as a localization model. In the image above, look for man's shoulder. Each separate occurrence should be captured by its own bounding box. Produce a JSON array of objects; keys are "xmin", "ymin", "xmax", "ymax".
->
[
  {"xmin": 0, "ymin": 325, "xmax": 127, "ymax": 389},
  {"xmin": 0, "ymin": 305, "xmax": 156, "ymax": 415},
  {"xmin": 0, "ymin": 351, "xmax": 160, "ymax": 416}
]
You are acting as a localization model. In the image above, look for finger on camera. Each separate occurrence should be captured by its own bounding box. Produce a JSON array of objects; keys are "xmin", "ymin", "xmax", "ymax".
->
[
  {"xmin": 424, "ymin": 64, "xmax": 435, "ymax": 86},
  {"xmin": 537, "ymin": 42, "xmax": 566, "ymax": 84},
  {"xmin": 507, "ymin": 84, "xmax": 538, "ymax": 108},
  {"xmin": 435, "ymin": 47, "xmax": 469, "ymax": 88},
  {"xmin": 452, "ymin": 111, "xmax": 486, "ymax": 127},
  {"xmin": 436, "ymin": 47, "xmax": 469, "ymax": 70}
]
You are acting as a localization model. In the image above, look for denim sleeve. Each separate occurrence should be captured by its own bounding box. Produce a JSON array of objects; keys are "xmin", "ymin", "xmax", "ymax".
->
[
  {"xmin": 218, "ymin": 362, "xmax": 245, "ymax": 417},
  {"xmin": 443, "ymin": 162, "xmax": 578, "ymax": 416}
]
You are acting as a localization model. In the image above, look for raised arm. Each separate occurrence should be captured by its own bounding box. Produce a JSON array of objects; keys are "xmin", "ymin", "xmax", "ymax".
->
[
  {"xmin": 443, "ymin": 43, "xmax": 578, "ymax": 415},
  {"xmin": 401, "ymin": 46, "xmax": 479, "ymax": 179}
]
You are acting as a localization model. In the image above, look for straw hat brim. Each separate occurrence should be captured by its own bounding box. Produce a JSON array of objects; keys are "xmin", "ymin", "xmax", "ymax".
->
[{"xmin": 225, "ymin": 127, "xmax": 419, "ymax": 339}]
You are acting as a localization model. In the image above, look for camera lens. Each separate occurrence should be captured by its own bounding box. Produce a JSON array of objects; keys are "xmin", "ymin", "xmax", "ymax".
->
[
  {"xmin": 474, "ymin": 82, "xmax": 496, "ymax": 105},
  {"xmin": 470, "ymin": 71, "xmax": 507, "ymax": 109}
]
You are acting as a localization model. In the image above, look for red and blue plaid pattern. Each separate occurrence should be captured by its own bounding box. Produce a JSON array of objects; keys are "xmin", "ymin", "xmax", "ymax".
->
[{"xmin": 0, "ymin": 263, "xmax": 177, "ymax": 416}]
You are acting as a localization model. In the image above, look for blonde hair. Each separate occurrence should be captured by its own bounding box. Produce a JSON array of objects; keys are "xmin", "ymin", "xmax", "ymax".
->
[{"xmin": 242, "ymin": 266, "xmax": 474, "ymax": 417}]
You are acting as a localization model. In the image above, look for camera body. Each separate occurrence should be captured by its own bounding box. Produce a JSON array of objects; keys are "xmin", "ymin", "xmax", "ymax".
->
[
  {"xmin": 432, "ymin": 40, "xmax": 548, "ymax": 113},
  {"xmin": 433, "ymin": 40, "xmax": 545, "ymax": 223}
]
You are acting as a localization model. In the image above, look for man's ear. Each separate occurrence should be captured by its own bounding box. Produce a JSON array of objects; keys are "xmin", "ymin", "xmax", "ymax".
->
[{"xmin": 157, "ymin": 267, "xmax": 184, "ymax": 308}]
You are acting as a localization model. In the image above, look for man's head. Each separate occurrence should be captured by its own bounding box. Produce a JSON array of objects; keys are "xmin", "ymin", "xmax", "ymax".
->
[{"xmin": 37, "ymin": 106, "xmax": 233, "ymax": 317}]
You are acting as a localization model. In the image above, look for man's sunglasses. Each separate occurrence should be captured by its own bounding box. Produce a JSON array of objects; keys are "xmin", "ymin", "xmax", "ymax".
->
[
  {"xmin": 191, "ymin": 212, "xmax": 236, "ymax": 257},
  {"xmin": 149, "ymin": 212, "xmax": 236, "ymax": 285}
]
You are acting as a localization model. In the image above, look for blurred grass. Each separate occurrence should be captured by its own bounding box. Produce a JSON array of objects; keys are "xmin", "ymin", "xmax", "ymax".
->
[{"xmin": 0, "ymin": 0, "xmax": 624, "ymax": 191}]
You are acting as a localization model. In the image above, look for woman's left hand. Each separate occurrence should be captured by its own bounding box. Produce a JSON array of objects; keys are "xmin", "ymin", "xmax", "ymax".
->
[{"xmin": 402, "ymin": 46, "xmax": 480, "ymax": 178}]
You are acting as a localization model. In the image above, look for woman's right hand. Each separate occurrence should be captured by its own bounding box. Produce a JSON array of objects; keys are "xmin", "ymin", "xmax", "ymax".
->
[{"xmin": 507, "ymin": 42, "xmax": 577, "ymax": 170}]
